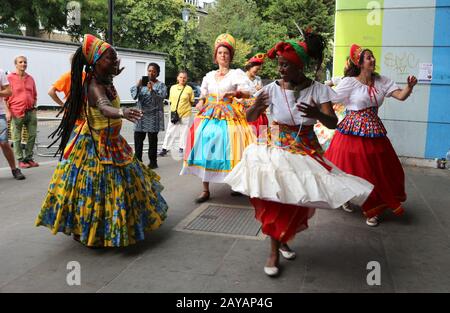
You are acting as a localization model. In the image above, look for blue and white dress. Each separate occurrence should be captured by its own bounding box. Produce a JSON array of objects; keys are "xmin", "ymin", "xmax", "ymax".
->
[{"xmin": 131, "ymin": 81, "xmax": 167, "ymax": 133}]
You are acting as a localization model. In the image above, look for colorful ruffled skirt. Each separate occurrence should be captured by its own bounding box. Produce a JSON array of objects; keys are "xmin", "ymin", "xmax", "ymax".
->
[
  {"xmin": 238, "ymin": 97, "xmax": 269, "ymax": 138},
  {"xmin": 224, "ymin": 124, "xmax": 374, "ymax": 242},
  {"xmin": 35, "ymin": 121, "xmax": 168, "ymax": 247},
  {"xmin": 181, "ymin": 94, "xmax": 256, "ymax": 183},
  {"xmin": 325, "ymin": 109, "xmax": 406, "ymax": 218}
]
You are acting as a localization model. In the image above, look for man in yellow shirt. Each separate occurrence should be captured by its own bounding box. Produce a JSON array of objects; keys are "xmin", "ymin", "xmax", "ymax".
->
[{"xmin": 160, "ymin": 70, "xmax": 194, "ymax": 156}]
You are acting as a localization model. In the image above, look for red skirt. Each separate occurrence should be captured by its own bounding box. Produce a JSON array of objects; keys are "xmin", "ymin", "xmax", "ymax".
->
[
  {"xmin": 324, "ymin": 132, "xmax": 406, "ymax": 218},
  {"xmin": 250, "ymin": 198, "xmax": 315, "ymax": 243},
  {"xmin": 248, "ymin": 113, "xmax": 269, "ymax": 138}
]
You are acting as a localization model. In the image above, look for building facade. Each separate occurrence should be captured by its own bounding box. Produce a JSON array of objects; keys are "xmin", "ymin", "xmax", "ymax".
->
[{"xmin": 333, "ymin": 0, "xmax": 450, "ymax": 160}]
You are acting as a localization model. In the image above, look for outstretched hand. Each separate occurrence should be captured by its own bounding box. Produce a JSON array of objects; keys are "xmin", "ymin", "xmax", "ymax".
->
[
  {"xmin": 407, "ymin": 75, "xmax": 418, "ymax": 88},
  {"xmin": 124, "ymin": 107, "xmax": 143, "ymax": 123},
  {"xmin": 116, "ymin": 67, "xmax": 125, "ymax": 76}
]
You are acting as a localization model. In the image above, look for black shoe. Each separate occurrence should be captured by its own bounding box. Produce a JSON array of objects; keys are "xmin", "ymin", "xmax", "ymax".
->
[
  {"xmin": 12, "ymin": 168, "xmax": 25, "ymax": 180},
  {"xmin": 73, "ymin": 234, "xmax": 81, "ymax": 242},
  {"xmin": 195, "ymin": 191, "xmax": 210, "ymax": 203},
  {"xmin": 148, "ymin": 163, "xmax": 158, "ymax": 169},
  {"xmin": 158, "ymin": 149, "xmax": 168, "ymax": 157},
  {"xmin": 230, "ymin": 191, "xmax": 243, "ymax": 197},
  {"xmin": 179, "ymin": 148, "xmax": 184, "ymax": 154}
]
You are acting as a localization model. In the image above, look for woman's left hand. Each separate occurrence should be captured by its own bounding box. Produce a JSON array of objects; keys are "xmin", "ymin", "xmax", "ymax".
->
[
  {"xmin": 297, "ymin": 98, "xmax": 321, "ymax": 119},
  {"xmin": 407, "ymin": 75, "xmax": 418, "ymax": 88},
  {"xmin": 221, "ymin": 91, "xmax": 236, "ymax": 99}
]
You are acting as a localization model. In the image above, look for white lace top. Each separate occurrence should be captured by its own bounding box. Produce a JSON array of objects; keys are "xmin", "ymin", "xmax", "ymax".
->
[{"xmin": 332, "ymin": 76, "xmax": 400, "ymax": 110}]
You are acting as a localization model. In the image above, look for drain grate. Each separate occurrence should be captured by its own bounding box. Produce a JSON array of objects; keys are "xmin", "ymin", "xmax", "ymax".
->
[{"xmin": 175, "ymin": 203, "xmax": 265, "ymax": 240}]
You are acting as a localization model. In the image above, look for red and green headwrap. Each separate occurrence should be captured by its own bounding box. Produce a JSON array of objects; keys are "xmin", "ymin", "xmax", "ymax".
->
[
  {"xmin": 267, "ymin": 40, "xmax": 310, "ymax": 69},
  {"xmin": 82, "ymin": 34, "xmax": 111, "ymax": 66},
  {"xmin": 214, "ymin": 33, "xmax": 236, "ymax": 60}
]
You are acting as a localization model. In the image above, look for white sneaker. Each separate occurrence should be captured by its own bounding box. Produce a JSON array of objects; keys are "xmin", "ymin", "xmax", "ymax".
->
[
  {"xmin": 342, "ymin": 202, "xmax": 354, "ymax": 213},
  {"xmin": 264, "ymin": 266, "xmax": 279, "ymax": 277},
  {"xmin": 279, "ymin": 248, "xmax": 296, "ymax": 260},
  {"xmin": 366, "ymin": 216, "xmax": 380, "ymax": 227}
]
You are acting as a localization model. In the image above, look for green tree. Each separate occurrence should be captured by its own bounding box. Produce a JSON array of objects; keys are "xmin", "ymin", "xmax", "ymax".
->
[
  {"xmin": 114, "ymin": 0, "xmax": 209, "ymax": 83},
  {"xmin": 199, "ymin": 0, "xmax": 288, "ymax": 79},
  {"xmin": 0, "ymin": 0, "xmax": 67, "ymax": 36},
  {"xmin": 0, "ymin": 0, "xmax": 336, "ymax": 82},
  {"xmin": 263, "ymin": 0, "xmax": 335, "ymax": 79}
]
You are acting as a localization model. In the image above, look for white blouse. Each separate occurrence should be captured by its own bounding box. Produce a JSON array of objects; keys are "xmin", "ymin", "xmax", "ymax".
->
[
  {"xmin": 247, "ymin": 75, "xmax": 263, "ymax": 94},
  {"xmin": 200, "ymin": 69, "xmax": 251, "ymax": 98},
  {"xmin": 258, "ymin": 80, "xmax": 336, "ymax": 126},
  {"xmin": 332, "ymin": 76, "xmax": 400, "ymax": 110}
]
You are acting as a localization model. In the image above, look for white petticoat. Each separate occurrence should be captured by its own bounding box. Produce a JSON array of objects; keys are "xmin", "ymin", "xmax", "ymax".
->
[{"xmin": 223, "ymin": 144, "xmax": 374, "ymax": 209}]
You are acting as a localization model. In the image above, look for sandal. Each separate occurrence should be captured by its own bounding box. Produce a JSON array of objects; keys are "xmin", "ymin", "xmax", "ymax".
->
[
  {"xmin": 195, "ymin": 190, "xmax": 210, "ymax": 203},
  {"xmin": 341, "ymin": 202, "xmax": 354, "ymax": 213}
]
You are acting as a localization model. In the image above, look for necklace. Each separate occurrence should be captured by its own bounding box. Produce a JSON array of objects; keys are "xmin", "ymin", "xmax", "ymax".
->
[
  {"xmin": 217, "ymin": 69, "xmax": 229, "ymax": 77},
  {"xmin": 281, "ymin": 81, "xmax": 297, "ymax": 126}
]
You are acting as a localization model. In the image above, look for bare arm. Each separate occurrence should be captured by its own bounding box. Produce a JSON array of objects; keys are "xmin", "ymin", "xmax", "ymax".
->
[
  {"xmin": 222, "ymin": 90, "xmax": 251, "ymax": 99},
  {"xmin": 48, "ymin": 86, "xmax": 64, "ymax": 106},
  {"xmin": 246, "ymin": 91, "xmax": 269, "ymax": 122},
  {"xmin": 0, "ymin": 84, "xmax": 12, "ymax": 98},
  {"xmin": 88, "ymin": 81, "xmax": 142, "ymax": 123},
  {"xmin": 390, "ymin": 76, "xmax": 417, "ymax": 101}
]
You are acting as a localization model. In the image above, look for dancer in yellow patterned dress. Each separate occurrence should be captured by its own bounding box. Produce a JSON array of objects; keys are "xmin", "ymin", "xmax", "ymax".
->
[{"xmin": 35, "ymin": 34, "xmax": 168, "ymax": 247}]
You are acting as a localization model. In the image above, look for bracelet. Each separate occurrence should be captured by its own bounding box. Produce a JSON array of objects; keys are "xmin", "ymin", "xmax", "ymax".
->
[{"xmin": 118, "ymin": 108, "xmax": 124, "ymax": 118}]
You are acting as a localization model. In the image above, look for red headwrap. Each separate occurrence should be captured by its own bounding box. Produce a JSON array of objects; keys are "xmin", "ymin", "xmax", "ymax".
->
[
  {"xmin": 350, "ymin": 44, "xmax": 363, "ymax": 67},
  {"xmin": 246, "ymin": 53, "xmax": 266, "ymax": 65},
  {"xmin": 267, "ymin": 41, "xmax": 309, "ymax": 69}
]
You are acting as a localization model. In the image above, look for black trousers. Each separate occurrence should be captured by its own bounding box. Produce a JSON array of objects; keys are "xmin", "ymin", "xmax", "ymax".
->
[{"xmin": 134, "ymin": 131, "xmax": 158, "ymax": 165}]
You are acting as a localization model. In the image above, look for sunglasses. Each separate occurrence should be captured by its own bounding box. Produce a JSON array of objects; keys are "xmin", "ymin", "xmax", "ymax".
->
[{"xmin": 253, "ymin": 53, "xmax": 266, "ymax": 60}]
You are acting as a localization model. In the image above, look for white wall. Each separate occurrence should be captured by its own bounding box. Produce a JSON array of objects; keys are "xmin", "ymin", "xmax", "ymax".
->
[{"xmin": 0, "ymin": 36, "xmax": 166, "ymax": 106}]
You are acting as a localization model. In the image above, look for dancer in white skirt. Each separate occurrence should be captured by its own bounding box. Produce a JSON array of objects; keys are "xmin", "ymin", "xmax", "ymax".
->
[{"xmin": 224, "ymin": 32, "xmax": 374, "ymax": 277}]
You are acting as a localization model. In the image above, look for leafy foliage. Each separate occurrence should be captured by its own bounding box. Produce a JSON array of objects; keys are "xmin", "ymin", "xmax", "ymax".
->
[{"xmin": 0, "ymin": 0, "xmax": 336, "ymax": 82}]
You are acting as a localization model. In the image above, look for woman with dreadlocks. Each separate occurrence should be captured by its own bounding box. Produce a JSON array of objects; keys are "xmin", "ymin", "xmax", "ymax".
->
[
  {"xmin": 35, "ymin": 34, "xmax": 168, "ymax": 247},
  {"xmin": 224, "ymin": 32, "xmax": 374, "ymax": 277}
]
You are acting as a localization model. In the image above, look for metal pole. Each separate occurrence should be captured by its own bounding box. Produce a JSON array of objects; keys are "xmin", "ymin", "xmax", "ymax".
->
[
  {"xmin": 108, "ymin": 0, "xmax": 114, "ymax": 44},
  {"xmin": 184, "ymin": 22, "xmax": 187, "ymax": 70}
]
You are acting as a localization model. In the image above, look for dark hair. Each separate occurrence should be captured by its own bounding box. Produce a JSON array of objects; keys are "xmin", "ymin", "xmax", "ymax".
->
[
  {"xmin": 244, "ymin": 62, "xmax": 262, "ymax": 72},
  {"xmin": 344, "ymin": 49, "xmax": 379, "ymax": 77},
  {"xmin": 148, "ymin": 62, "xmax": 160, "ymax": 75},
  {"xmin": 48, "ymin": 46, "xmax": 89, "ymax": 157},
  {"xmin": 303, "ymin": 31, "xmax": 326, "ymax": 76}
]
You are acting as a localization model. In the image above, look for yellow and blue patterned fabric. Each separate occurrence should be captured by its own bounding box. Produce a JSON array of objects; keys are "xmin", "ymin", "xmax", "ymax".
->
[
  {"xmin": 35, "ymin": 96, "xmax": 168, "ymax": 247},
  {"xmin": 183, "ymin": 94, "xmax": 255, "ymax": 180}
]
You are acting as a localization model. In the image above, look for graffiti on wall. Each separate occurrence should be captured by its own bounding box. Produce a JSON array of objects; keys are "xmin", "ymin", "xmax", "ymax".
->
[{"xmin": 384, "ymin": 52, "xmax": 419, "ymax": 75}]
